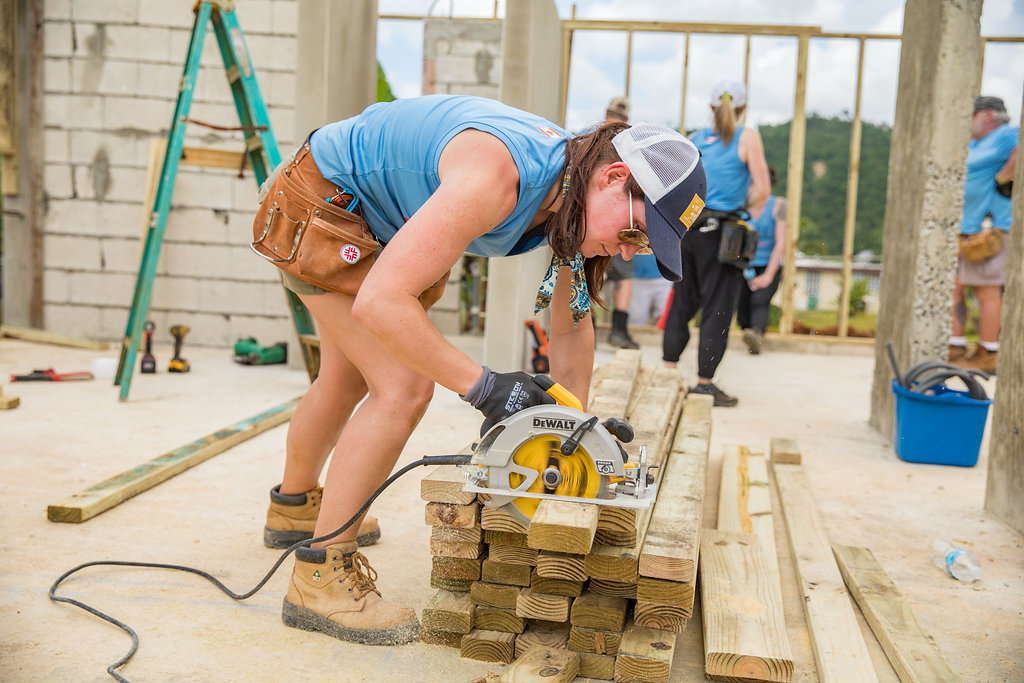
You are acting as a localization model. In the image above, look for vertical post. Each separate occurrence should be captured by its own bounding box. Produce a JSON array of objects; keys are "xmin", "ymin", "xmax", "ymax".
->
[
  {"xmin": 484, "ymin": 0, "xmax": 562, "ymax": 373},
  {"xmin": 741, "ymin": 33, "xmax": 751, "ymax": 125},
  {"xmin": 779, "ymin": 34, "xmax": 809, "ymax": 336},
  {"xmin": 679, "ymin": 32, "xmax": 690, "ymax": 132},
  {"xmin": 985, "ymin": 110, "xmax": 1024, "ymax": 535},
  {"xmin": 836, "ymin": 38, "xmax": 866, "ymax": 339},
  {"xmin": 559, "ymin": 25, "xmax": 573, "ymax": 125},
  {"xmin": 869, "ymin": 0, "xmax": 983, "ymax": 438},
  {"xmin": 625, "ymin": 30, "xmax": 633, "ymax": 97}
]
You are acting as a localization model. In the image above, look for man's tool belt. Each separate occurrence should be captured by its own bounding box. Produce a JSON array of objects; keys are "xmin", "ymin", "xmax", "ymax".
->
[
  {"xmin": 698, "ymin": 209, "xmax": 758, "ymax": 270},
  {"xmin": 251, "ymin": 142, "xmax": 379, "ymax": 295},
  {"xmin": 958, "ymin": 229, "xmax": 1003, "ymax": 264}
]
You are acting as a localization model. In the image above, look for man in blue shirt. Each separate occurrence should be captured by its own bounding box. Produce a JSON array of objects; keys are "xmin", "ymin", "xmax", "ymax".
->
[{"xmin": 949, "ymin": 96, "xmax": 1018, "ymax": 375}]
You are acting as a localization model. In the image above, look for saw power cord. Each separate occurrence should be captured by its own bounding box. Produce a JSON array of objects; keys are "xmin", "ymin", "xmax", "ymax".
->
[{"xmin": 49, "ymin": 453, "xmax": 474, "ymax": 683}]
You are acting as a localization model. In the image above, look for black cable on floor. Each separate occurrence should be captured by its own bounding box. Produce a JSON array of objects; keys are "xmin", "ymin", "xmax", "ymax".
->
[{"xmin": 49, "ymin": 453, "xmax": 474, "ymax": 682}]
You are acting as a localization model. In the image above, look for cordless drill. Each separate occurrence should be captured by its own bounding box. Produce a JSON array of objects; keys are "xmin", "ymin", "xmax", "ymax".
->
[
  {"xmin": 140, "ymin": 321, "xmax": 157, "ymax": 374},
  {"xmin": 168, "ymin": 325, "xmax": 191, "ymax": 373}
]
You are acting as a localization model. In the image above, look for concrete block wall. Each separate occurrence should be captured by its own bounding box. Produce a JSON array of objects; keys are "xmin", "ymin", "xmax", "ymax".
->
[{"xmin": 41, "ymin": 0, "xmax": 299, "ymax": 346}]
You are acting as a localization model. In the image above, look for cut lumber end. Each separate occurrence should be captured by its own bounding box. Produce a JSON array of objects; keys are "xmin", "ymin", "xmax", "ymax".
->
[
  {"xmin": 498, "ymin": 645, "xmax": 579, "ymax": 682},
  {"xmin": 0, "ymin": 394, "xmax": 20, "ymax": 409},
  {"xmin": 770, "ymin": 437, "xmax": 802, "ymax": 464}
]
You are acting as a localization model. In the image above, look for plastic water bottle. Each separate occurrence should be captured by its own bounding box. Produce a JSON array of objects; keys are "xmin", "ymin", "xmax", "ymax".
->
[{"xmin": 928, "ymin": 539, "xmax": 982, "ymax": 582}]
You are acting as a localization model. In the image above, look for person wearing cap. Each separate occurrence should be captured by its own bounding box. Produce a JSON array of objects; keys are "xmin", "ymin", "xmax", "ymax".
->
[
  {"xmin": 254, "ymin": 94, "xmax": 706, "ymax": 646},
  {"xmin": 737, "ymin": 166, "xmax": 787, "ymax": 354},
  {"xmin": 662, "ymin": 79, "xmax": 770, "ymax": 406},
  {"xmin": 602, "ymin": 96, "xmax": 641, "ymax": 349},
  {"xmin": 949, "ymin": 95, "xmax": 1018, "ymax": 374}
]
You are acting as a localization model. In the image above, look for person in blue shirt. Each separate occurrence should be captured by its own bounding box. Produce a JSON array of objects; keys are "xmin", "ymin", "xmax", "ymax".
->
[
  {"xmin": 737, "ymin": 167, "xmax": 786, "ymax": 354},
  {"xmin": 949, "ymin": 95, "xmax": 1018, "ymax": 375},
  {"xmin": 627, "ymin": 252, "xmax": 673, "ymax": 326},
  {"xmin": 662, "ymin": 80, "xmax": 770, "ymax": 406},
  {"xmin": 253, "ymin": 95, "xmax": 707, "ymax": 646}
]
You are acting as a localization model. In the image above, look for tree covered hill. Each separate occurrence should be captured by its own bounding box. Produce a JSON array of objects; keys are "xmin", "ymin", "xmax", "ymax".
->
[{"xmin": 757, "ymin": 114, "xmax": 892, "ymax": 256}]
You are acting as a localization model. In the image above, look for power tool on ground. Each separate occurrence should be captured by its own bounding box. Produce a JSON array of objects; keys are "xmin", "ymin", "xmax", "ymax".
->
[
  {"xmin": 524, "ymin": 320, "xmax": 550, "ymax": 374},
  {"xmin": 460, "ymin": 375, "xmax": 657, "ymax": 524},
  {"xmin": 140, "ymin": 321, "xmax": 157, "ymax": 374},
  {"xmin": 233, "ymin": 337, "xmax": 287, "ymax": 365},
  {"xmin": 168, "ymin": 325, "xmax": 191, "ymax": 373}
]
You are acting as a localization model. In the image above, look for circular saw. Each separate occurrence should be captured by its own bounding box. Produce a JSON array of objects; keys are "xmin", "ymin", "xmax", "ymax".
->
[{"xmin": 461, "ymin": 377, "xmax": 658, "ymax": 525}]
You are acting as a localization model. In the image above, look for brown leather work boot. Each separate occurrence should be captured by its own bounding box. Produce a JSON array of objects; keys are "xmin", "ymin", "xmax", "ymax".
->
[
  {"xmin": 947, "ymin": 344, "xmax": 967, "ymax": 363},
  {"xmin": 264, "ymin": 485, "xmax": 381, "ymax": 549},
  {"xmin": 282, "ymin": 541, "xmax": 419, "ymax": 645},
  {"xmin": 955, "ymin": 345, "xmax": 998, "ymax": 375}
]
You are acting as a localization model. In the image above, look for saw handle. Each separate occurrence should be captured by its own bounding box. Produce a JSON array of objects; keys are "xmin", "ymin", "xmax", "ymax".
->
[{"xmin": 532, "ymin": 374, "xmax": 583, "ymax": 411}]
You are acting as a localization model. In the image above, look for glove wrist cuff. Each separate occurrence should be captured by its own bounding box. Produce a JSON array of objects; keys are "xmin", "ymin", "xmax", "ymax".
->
[{"xmin": 460, "ymin": 366, "xmax": 495, "ymax": 408}]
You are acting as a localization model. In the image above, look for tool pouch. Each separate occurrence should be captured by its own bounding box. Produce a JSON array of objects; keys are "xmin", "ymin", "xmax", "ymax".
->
[
  {"xmin": 251, "ymin": 154, "xmax": 380, "ymax": 296},
  {"xmin": 704, "ymin": 210, "xmax": 758, "ymax": 270},
  {"xmin": 958, "ymin": 229, "xmax": 1003, "ymax": 264}
]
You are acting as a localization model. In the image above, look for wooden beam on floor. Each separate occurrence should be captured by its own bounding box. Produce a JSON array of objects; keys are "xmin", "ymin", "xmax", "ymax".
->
[
  {"xmin": 700, "ymin": 528, "xmax": 794, "ymax": 682},
  {"xmin": 833, "ymin": 544, "xmax": 962, "ymax": 683},
  {"xmin": 773, "ymin": 463, "xmax": 879, "ymax": 682},
  {"xmin": 46, "ymin": 397, "xmax": 300, "ymax": 523},
  {"xmin": 771, "ymin": 437, "xmax": 802, "ymax": 465},
  {"xmin": 1, "ymin": 324, "xmax": 109, "ymax": 350}
]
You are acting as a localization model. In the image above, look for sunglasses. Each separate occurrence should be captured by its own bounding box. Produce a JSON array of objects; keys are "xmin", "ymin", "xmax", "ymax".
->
[{"xmin": 618, "ymin": 191, "xmax": 653, "ymax": 255}]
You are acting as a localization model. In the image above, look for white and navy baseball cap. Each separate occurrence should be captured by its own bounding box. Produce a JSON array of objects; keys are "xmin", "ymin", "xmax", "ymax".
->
[{"xmin": 612, "ymin": 124, "xmax": 707, "ymax": 281}]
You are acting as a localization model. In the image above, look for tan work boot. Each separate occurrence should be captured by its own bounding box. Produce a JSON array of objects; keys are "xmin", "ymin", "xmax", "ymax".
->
[
  {"xmin": 955, "ymin": 345, "xmax": 998, "ymax": 375},
  {"xmin": 742, "ymin": 328, "xmax": 763, "ymax": 355},
  {"xmin": 264, "ymin": 485, "xmax": 381, "ymax": 549},
  {"xmin": 282, "ymin": 541, "xmax": 419, "ymax": 645},
  {"xmin": 948, "ymin": 344, "xmax": 967, "ymax": 363}
]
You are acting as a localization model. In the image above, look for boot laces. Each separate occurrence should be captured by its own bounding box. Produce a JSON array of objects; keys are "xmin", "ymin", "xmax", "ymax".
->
[{"xmin": 343, "ymin": 552, "xmax": 381, "ymax": 600}]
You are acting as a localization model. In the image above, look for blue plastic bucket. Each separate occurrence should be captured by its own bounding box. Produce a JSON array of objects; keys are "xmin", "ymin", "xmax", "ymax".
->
[{"xmin": 891, "ymin": 380, "xmax": 991, "ymax": 467}]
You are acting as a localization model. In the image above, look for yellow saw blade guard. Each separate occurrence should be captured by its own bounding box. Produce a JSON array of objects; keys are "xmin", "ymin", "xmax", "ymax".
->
[{"xmin": 507, "ymin": 435, "xmax": 600, "ymax": 520}]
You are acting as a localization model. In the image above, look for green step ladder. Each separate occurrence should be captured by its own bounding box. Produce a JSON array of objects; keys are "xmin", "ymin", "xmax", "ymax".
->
[{"xmin": 114, "ymin": 0, "xmax": 318, "ymax": 401}]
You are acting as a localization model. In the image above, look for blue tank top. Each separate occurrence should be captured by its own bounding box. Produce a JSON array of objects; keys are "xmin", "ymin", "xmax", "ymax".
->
[
  {"xmin": 750, "ymin": 196, "xmax": 777, "ymax": 267},
  {"xmin": 961, "ymin": 123, "xmax": 1017, "ymax": 234},
  {"xmin": 691, "ymin": 126, "xmax": 751, "ymax": 211},
  {"xmin": 309, "ymin": 95, "xmax": 568, "ymax": 256}
]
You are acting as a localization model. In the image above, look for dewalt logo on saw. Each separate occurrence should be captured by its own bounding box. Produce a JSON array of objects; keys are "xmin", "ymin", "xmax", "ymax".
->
[{"xmin": 532, "ymin": 417, "xmax": 576, "ymax": 430}]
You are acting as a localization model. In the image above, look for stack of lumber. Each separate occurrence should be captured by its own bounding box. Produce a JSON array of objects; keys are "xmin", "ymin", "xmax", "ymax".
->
[{"xmin": 418, "ymin": 350, "xmax": 715, "ymax": 683}]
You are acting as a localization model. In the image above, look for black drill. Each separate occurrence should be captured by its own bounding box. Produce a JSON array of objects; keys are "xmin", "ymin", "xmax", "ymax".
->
[{"xmin": 168, "ymin": 325, "xmax": 191, "ymax": 373}]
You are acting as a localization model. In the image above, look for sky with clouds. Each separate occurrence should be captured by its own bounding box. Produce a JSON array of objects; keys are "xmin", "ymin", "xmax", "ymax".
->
[{"xmin": 376, "ymin": 0, "xmax": 1024, "ymax": 132}]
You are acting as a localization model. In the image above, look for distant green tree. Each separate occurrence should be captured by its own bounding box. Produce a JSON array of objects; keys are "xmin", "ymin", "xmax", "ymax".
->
[
  {"xmin": 759, "ymin": 114, "xmax": 891, "ymax": 256},
  {"xmin": 377, "ymin": 62, "xmax": 397, "ymax": 102}
]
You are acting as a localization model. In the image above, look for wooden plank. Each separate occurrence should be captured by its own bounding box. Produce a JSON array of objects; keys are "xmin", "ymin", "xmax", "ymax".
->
[
  {"xmin": 473, "ymin": 605, "xmax": 525, "ymax": 634},
  {"xmin": 419, "ymin": 628, "xmax": 463, "ymax": 648},
  {"xmin": 515, "ymin": 587, "xmax": 572, "ymax": 622},
  {"xmin": 587, "ymin": 578, "xmax": 636, "ymax": 600},
  {"xmin": 429, "ymin": 538, "xmax": 484, "ymax": 559},
  {"xmin": 470, "ymin": 581, "xmax": 521, "ymax": 610},
  {"xmin": 578, "ymin": 652, "xmax": 615, "ymax": 680},
  {"xmin": 771, "ymin": 437, "xmax": 802, "ymax": 465},
  {"xmin": 638, "ymin": 393, "xmax": 713, "ymax": 582},
  {"xmin": 461, "ymin": 629, "xmax": 516, "ymax": 664},
  {"xmin": 636, "ymin": 576, "xmax": 693, "ymax": 609},
  {"xmin": 47, "ymin": 398, "xmax": 299, "ymax": 523},
  {"xmin": 481, "ymin": 507, "xmax": 529, "ymax": 534},
  {"xmin": 488, "ymin": 543, "xmax": 538, "ymax": 566},
  {"xmin": 484, "ymin": 530, "xmax": 528, "ymax": 547},
  {"xmin": 569, "ymin": 591, "xmax": 628, "ymax": 632},
  {"xmin": 430, "ymin": 575, "xmax": 473, "ymax": 592},
  {"xmin": 432, "ymin": 525, "xmax": 483, "ymax": 544},
  {"xmin": 527, "ymin": 500, "xmax": 600, "ymax": 554},
  {"xmin": 773, "ymin": 463, "xmax": 879, "ymax": 683},
  {"xmin": 530, "ymin": 571, "xmax": 583, "ymax": 598},
  {"xmin": 425, "ymin": 501, "xmax": 479, "ymax": 528},
  {"xmin": 718, "ymin": 445, "xmax": 742, "ymax": 533},
  {"xmin": 700, "ymin": 528, "xmax": 794, "ymax": 683},
  {"xmin": 632, "ymin": 600, "xmax": 688, "ymax": 633},
  {"xmin": 833, "ymin": 544, "xmax": 962, "ymax": 683},
  {"xmin": 0, "ymin": 390, "xmax": 19, "ymax": 410},
  {"xmin": 569, "ymin": 626, "xmax": 622, "ymax": 656},
  {"xmin": 482, "ymin": 559, "xmax": 532, "ymax": 587},
  {"xmin": 1, "ymin": 324, "xmax": 109, "ymax": 350},
  {"xmin": 535, "ymin": 551, "xmax": 587, "ymax": 581},
  {"xmin": 499, "ymin": 645, "xmax": 579, "ymax": 683},
  {"xmin": 422, "ymin": 589, "xmax": 475, "ymax": 635},
  {"xmin": 432, "ymin": 556, "xmax": 482, "ymax": 581},
  {"xmin": 420, "ymin": 462, "xmax": 477, "ymax": 504},
  {"xmin": 594, "ymin": 506, "xmax": 637, "ymax": 546},
  {"xmin": 614, "ymin": 622, "xmax": 677, "ymax": 683},
  {"xmin": 719, "ymin": 446, "xmax": 779, "ymax": 577},
  {"xmin": 179, "ymin": 145, "xmax": 248, "ymax": 171},
  {"xmin": 515, "ymin": 622, "xmax": 571, "ymax": 659}
]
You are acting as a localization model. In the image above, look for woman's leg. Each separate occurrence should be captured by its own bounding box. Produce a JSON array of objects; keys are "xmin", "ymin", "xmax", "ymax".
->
[{"xmin": 298, "ymin": 291, "xmax": 435, "ymax": 547}]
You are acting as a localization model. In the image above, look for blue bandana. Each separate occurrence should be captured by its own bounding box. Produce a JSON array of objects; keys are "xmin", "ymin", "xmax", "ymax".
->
[{"xmin": 534, "ymin": 252, "xmax": 590, "ymax": 325}]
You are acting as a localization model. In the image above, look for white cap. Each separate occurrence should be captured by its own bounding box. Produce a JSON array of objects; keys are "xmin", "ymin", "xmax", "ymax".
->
[
  {"xmin": 711, "ymin": 79, "xmax": 746, "ymax": 108},
  {"xmin": 612, "ymin": 124, "xmax": 707, "ymax": 281}
]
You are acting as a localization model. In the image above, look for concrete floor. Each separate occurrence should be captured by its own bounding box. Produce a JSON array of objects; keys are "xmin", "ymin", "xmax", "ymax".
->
[{"xmin": 0, "ymin": 331, "xmax": 1021, "ymax": 682}]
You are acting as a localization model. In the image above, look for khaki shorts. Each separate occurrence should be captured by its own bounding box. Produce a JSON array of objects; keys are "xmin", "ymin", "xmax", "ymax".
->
[
  {"xmin": 958, "ymin": 230, "xmax": 1009, "ymax": 287},
  {"xmin": 281, "ymin": 263, "xmax": 451, "ymax": 310}
]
